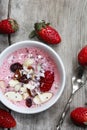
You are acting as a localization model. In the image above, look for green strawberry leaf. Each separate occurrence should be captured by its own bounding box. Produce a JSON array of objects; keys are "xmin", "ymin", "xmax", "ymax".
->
[
  {"xmin": 29, "ymin": 30, "xmax": 36, "ymax": 38},
  {"xmin": 34, "ymin": 20, "xmax": 50, "ymax": 31}
]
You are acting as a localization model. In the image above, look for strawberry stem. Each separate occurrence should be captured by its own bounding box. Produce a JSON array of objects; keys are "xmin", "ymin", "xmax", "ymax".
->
[
  {"xmin": 9, "ymin": 19, "xmax": 19, "ymax": 32},
  {"xmin": 29, "ymin": 20, "xmax": 50, "ymax": 38},
  {"xmin": 34, "ymin": 21, "xmax": 50, "ymax": 31}
]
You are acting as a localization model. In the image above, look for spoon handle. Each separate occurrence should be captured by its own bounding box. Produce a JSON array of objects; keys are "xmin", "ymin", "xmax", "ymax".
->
[{"xmin": 56, "ymin": 93, "xmax": 74, "ymax": 130}]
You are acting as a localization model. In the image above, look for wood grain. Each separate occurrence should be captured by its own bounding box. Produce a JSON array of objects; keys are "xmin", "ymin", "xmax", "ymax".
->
[
  {"xmin": 10, "ymin": 0, "xmax": 87, "ymax": 130},
  {"xmin": 0, "ymin": 1, "xmax": 10, "ymax": 130},
  {"xmin": 0, "ymin": 0, "xmax": 9, "ymax": 53},
  {"xmin": 0, "ymin": 0, "xmax": 87, "ymax": 130}
]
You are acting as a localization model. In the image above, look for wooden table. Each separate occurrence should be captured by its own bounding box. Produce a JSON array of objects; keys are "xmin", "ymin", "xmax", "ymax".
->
[{"xmin": 0, "ymin": 0, "xmax": 87, "ymax": 130}]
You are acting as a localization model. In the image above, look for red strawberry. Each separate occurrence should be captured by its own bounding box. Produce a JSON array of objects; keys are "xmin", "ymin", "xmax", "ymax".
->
[
  {"xmin": 29, "ymin": 20, "xmax": 61, "ymax": 44},
  {"xmin": 70, "ymin": 107, "xmax": 87, "ymax": 126},
  {"xmin": 40, "ymin": 70, "xmax": 54, "ymax": 92},
  {"xmin": 0, "ymin": 18, "xmax": 18, "ymax": 34},
  {"xmin": 78, "ymin": 46, "xmax": 87, "ymax": 66},
  {"xmin": 0, "ymin": 109, "xmax": 16, "ymax": 128},
  {"xmin": 40, "ymin": 82, "xmax": 52, "ymax": 92},
  {"xmin": 44, "ymin": 70, "xmax": 54, "ymax": 84}
]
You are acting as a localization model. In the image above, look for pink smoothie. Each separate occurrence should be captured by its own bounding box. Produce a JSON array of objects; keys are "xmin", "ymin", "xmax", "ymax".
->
[{"xmin": 0, "ymin": 47, "xmax": 60, "ymax": 108}]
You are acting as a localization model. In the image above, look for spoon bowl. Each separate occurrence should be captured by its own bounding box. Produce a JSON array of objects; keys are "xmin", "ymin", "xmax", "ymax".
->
[{"xmin": 72, "ymin": 66, "xmax": 85, "ymax": 94}]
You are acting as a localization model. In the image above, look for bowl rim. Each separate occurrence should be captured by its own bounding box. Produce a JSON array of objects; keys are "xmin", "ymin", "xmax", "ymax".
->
[{"xmin": 0, "ymin": 40, "xmax": 66, "ymax": 114}]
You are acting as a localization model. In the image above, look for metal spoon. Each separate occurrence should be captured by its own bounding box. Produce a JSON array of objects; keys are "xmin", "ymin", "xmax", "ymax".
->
[{"xmin": 56, "ymin": 66, "xmax": 86, "ymax": 130}]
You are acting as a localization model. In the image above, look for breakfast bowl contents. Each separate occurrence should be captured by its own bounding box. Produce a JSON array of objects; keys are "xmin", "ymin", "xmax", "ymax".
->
[{"xmin": 0, "ymin": 40, "xmax": 65, "ymax": 113}]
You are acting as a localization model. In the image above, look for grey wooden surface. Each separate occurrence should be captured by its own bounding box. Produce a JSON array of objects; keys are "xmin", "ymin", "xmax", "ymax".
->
[{"xmin": 0, "ymin": 0, "xmax": 87, "ymax": 130}]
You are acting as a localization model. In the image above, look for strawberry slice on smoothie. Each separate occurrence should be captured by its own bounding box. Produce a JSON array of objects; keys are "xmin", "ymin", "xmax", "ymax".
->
[{"xmin": 40, "ymin": 70, "xmax": 54, "ymax": 92}]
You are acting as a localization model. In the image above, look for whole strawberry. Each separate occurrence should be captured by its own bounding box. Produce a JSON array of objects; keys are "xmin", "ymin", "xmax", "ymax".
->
[
  {"xmin": 0, "ymin": 18, "xmax": 18, "ymax": 34},
  {"xmin": 70, "ymin": 107, "xmax": 87, "ymax": 126},
  {"xmin": 29, "ymin": 20, "xmax": 61, "ymax": 44},
  {"xmin": 0, "ymin": 109, "xmax": 16, "ymax": 128},
  {"xmin": 78, "ymin": 46, "xmax": 87, "ymax": 66}
]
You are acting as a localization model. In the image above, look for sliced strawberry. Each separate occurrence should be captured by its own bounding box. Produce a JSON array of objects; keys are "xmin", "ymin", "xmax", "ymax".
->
[
  {"xmin": 70, "ymin": 107, "xmax": 87, "ymax": 126},
  {"xmin": 40, "ymin": 70, "xmax": 54, "ymax": 92},
  {"xmin": 40, "ymin": 70, "xmax": 54, "ymax": 84},
  {"xmin": 0, "ymin": 109, "xmax": 16, "ymax": 128},
  {"xmin": 40, "ymin": 82, "xmax": 52, "ymax": 92},
  {"xmin": 44, "ymin": 70, "xmax": 54, "ymax": 84}
]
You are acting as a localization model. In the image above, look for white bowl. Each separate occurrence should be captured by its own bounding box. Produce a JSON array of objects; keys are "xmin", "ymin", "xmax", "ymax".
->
[{"xmin": 0, "ymin": 40, "xmax": 65, "ymax": 114}]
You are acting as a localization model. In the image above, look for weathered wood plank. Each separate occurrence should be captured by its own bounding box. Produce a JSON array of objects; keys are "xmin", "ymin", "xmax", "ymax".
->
[
  {"xmin": 0, "ymin": 0, "xmax": 9, "ymax": 52},
  {"xmin": 0, "ymin": 1, "xmax": 9, "ymax": 95},
  {"xmin": 0, "ymin": 0, "xmax": 10, "ymax": 130},
  {"xmin": 61, "ymin": 0, "xmax": 87, "ymax": 129},
  {"xmin": 8, "ymin": 0, "xmax": 87, "ymax": 130}
]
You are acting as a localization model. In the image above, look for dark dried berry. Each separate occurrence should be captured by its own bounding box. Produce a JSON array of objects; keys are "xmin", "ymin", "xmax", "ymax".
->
[
  {"xmin": 28, "ymin": 66, "xmax": 34, "ymax": 70},
  {"xmin": 27, "ymin": 89, "xmax": 33, "ymax": 97},
  {"xmin": 27, "ymin": 88, "xmax": 37, "ymax": 97},
  {"xmin": 26, "ymin": 98, "xmax": 32, "ymax": 107},
  {"xmin": 10, "ymin": 62, "xmax": 23, "ymax": 72},
  {"xmin": 14, "ymin": 70, "xmax": 21, "ymax": 80},
  {"xmin": 18, "ymin": 74, "xmax": 29, "ymax": 84}
]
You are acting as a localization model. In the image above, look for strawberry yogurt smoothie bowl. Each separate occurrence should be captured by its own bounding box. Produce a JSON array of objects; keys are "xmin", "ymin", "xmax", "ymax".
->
[{"xmin": 0, "ymin": 41, "xmax": 65, "ymax": 113}]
